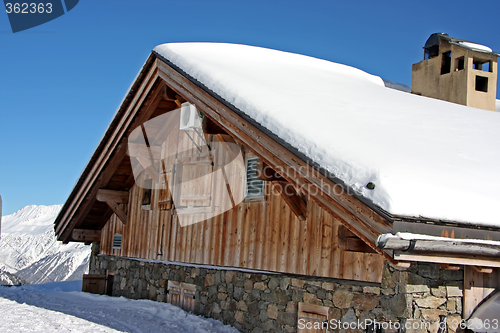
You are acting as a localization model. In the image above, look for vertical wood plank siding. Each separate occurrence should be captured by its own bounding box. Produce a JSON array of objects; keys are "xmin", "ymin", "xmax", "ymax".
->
[{"xmin": 100, "ymin": 113, "xmax": 384, "ymax": 283}]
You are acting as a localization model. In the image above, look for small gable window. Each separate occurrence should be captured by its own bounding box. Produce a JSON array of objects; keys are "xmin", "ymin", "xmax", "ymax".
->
[
  {"xmin": 112, "ymin": 234, "xmax": 122, "ymax": 249},
  {"xmin": 245, "ymin": 157, "xmax": 264, "ymax": 198}
]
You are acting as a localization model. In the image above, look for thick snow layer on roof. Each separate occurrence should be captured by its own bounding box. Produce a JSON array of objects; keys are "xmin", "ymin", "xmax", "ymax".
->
[
  {"xmin": 496, "ymin": 99, "xmax": 500, "ymax": 112},
  {"xmin": 154, "ymin": 43, "xmax": 500, "ymax": 227},
  {"xmin": 458, "ymin": 41, "xmax": 493, "ymax": 53}
]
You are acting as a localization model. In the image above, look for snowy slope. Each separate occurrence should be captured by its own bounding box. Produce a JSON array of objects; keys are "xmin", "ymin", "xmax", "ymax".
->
[
  {"xmin": 154, "ymin": 43, "xmax": 500, "ymax": 227},
  {"xmin": 0, "ymin": 281, "xmax": 237, "ymax": 333},
  {"xmin": 0, "ymin": 205, "xmax": 90, "ymax": 284}
]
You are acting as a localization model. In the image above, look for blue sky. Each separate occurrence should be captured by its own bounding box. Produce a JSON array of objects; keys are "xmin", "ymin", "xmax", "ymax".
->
[{"xmin": 1, "ymin": 0, "xmax": 499, "ymax": 216}]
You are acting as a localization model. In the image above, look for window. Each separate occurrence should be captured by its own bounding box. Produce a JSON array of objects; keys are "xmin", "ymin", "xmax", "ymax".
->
[
  {"xmin": 112, "ymin": 234, "xmax": 122, "ymax": 249},
  {"xmin": 441, "ymin": 51, "xmax": 451, "ymax": 74},
  {"xmin": 473, "ymin": 59, "xmax": 492, "ymax": 72},
  {"xmin": 141, "ymin": 178, "xmax": 152, "ymax": 210},
  {"xmin": 424, "ymin": 45, "xmax": 439, "ymax": 60},
  {"xmin": 455, "ymin": 56, "xmax": 464, "ymax": 71},
  {"xmin": 476, "ymin": 76, "xmax": 488, "ymax": 92},
  {"xmin": 245, "ymin": 157, "xmax": 264, "ymax": 198}
]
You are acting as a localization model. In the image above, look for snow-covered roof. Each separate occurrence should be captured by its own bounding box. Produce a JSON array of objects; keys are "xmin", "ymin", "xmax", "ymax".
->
[
  {"xmin": 425, "ymin": 32, "xmax": 500, "ymax": 56},
  {"xmin": 153, "ymin": 43, "xmax": 500, "ymax": 228}
]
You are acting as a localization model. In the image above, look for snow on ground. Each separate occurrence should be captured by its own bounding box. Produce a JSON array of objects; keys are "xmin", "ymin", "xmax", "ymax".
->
[
  {"xmin": 154, "ymin": 43, "xmax": 500, "ymax": 227},
  {"xmin": 0, "ymin": 281, "xmax": 238, "ymax": 333},
  {"xmin": 0, "ymin": 205, "xmax": 90, "ymax": 284}
]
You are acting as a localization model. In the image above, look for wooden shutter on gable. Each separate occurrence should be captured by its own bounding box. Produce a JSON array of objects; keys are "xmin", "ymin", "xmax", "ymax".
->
[{"xmin": 172, "ymin": 149, "xmax": 215, "ymax": 215}]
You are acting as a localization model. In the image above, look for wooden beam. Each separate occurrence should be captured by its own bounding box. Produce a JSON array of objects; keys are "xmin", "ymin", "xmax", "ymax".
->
[
  {"xmin": 96, "ymin": 189, "xmax": 128, "ymax": 224},
  {"xmin": 55, "ymin": 61, "xmax": 162, "ymax": 241},
  {"xmin": 256, "ymin": 159, "xmax": 285, "ymax": 181},
  {"xmin": 72, "ymin": 229, "xmax": 101, "ymax": 242},
  {"xmin": 215, "ymin": 134, "xmax": 244, "ymax": 168},
  {"xmin": 439, "ymin": 263, "xmax": 461, "ymax": 271},
  {"xmin": 346, "ymin": 237, "xmax": 377, "ymax": 253},
  {"xmin": 272, "ymin": 180, "xmax": 307, "ymax": 221},
  {"xmin": 128, "ymin": 143, "xmax": 161, "ymax": 158},
  {"xmin": 135, "ymin": 156, "xmax": 160, "ymax": 181},
  {"xmin": 96, "ymin": 189, "xmax": 129, "ymax": 204},
  {"xmin": 395, "ymin": 252, "xmax": 500, "ymax": 268},
  {"xmin": 202, "ymin": 116, "xmax": 226, "ymax": 135},
  {"xmin": 472, "ymin": 266, "xmax": 493, "ymax": 274}
]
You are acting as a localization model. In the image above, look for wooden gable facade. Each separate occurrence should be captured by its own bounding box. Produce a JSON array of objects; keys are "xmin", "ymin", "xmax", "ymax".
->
[
  {"xmin": 55, "ymin": 48, "xmax": 500, "ymax": 327},
  {"xmin": 55, "ymin": 54, "xmax": 394, "ymax": 284}
]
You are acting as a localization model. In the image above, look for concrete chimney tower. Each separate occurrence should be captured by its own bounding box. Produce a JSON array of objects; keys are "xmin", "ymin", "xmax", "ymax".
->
[{"xmin": 412, "ymin": 33, "xmax": 498, "ymax": 111}]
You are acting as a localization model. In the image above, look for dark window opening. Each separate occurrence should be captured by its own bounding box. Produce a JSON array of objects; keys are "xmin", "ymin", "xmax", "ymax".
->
[
  {"xmin": 142, "ymin": 178, "xmax": 152, "ymax": 209},
  {"xmin": 473, "ymin": 59, "xmax": 492, "ymax": 72},
  {"xmin": 441, "ymin": 51, "xmax": 451, "ymax": 74},
  {"xmin": 424, "ymin": 45, "xmax": 439, "ymax": 60},
  {"xmin": 475, "ymin": 76, "xmax": 488, "ymax": 92},
  {"xmin": 455, "ymin": 57, "xmax": 464, "ymax": 71}
]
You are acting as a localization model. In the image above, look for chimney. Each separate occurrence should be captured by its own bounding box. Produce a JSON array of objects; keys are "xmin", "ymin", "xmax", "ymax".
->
[{"xmin": 412, "ymin": 33, "xmax": 499, "ymax": 111}]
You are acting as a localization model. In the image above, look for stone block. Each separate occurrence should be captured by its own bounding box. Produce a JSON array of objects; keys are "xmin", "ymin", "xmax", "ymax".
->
[
  {"xmin": 418, "ymin": 264, "xmax": 440, "ymax": 279},
  {"xmin": 254, "ymin": 282, "xmax": 267, "ymax": 290},
  {"xmin": 291, "ymin": 278, "xmax": 305, "ymax": 288},
  {"xmin": 447, "ymin": 299, "xmax": 456, "ymax": 312},
  {"xmin": 322, "ymin": 282, "xmax": 335, "ymax": 291},
  {"xmin": 225, "ymin": 271, "xmax": 236, "ymax": 283},
  {"xmin": 237, "ymin": 300, "xmax": 248, "ymax": 312},
  {"xmin": 362, "ymin": 286, "xmax": 381, "ymax": 295},
  {"xmin": 431, "ymin": 286, "xmax": 446, "ymax": 298},
  {"xmin": 446, "ymin": 285, "xmax": 463, "ymax": 297},
  {"xmin": 332, "ymin": 289, "xmax": 353, "ymax": 308},
  {"xmin": 244, "ymin": 279, "xmax": 254, "ymax": 292},
  {"xmin": 235, "ymin": 311, "xmax": 245, "ymax": 324},
  {"xmin": 267, "ymin": 303, "xmax": 278, "ymax": 319},
  {"xmin": 268, "ymin": 277, "xmax": 280, "ymax": 290},
  {"xmin": 447, "ymin": 315, "xmax": 462, "ymax": 333},
  {"xmin": 440, "ymin": 270, "xmax": 463, "ymax": 281},
  {"xmin": 352, "ymin": 294, "xmax": 380, "ymax": 311},
  {"xmin": 205, "ymin": 274, "xmax": 215, "ymax": 287},
  {"xmin": 414, "ymin": 296, "xmax": 446, "ymax": 308},
  {"xmin": 303, "ymin": 292, "xmax": 319, "ymax": 304},
  {"xmin": 420, "ymin": 309, "xmax": 446, "ymax": 321},
  {"xmin": 217, "ymin": 293, "xmax": 228, "ymax": 301},
  {"xmin": 280, "ymin": 278, "xmax": 291, "ymax": 291}
]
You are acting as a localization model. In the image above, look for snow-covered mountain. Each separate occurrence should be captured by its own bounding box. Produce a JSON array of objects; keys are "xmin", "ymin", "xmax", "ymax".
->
[{"xmin": 0, "ymin": 205, "xmax": 90, "ymax": 285}]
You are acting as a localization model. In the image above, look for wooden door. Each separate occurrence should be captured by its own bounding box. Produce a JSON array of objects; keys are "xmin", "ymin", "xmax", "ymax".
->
[
  {"xmin": 297, "ymin": 303, "xmax": 329, "ymax": 333},
  {"xmin": 167, "ymin": 281, "xmax": 182, "ymax": 307}
]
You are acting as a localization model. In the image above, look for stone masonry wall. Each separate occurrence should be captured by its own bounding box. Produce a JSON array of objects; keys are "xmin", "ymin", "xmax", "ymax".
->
[{"xmin": 89, "ymin": 244, "xmax": 464, "ymax": 333}]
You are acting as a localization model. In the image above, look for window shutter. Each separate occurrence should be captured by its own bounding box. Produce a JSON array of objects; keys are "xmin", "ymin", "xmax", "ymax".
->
[
  {"xmin": 172, "ymin": 149, "xmax": 215, "ymax": 214},
  {"xmin": 112, "ymin": 234, "xmax": 122, "ymax": 249},
  {"xmin": 245, "ymin": 157, "xmax": 264, "ymax": 198}
]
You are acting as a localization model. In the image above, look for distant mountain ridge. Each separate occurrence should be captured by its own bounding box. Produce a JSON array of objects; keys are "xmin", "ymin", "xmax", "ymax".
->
[{"xmin": 0, "ymin": 205, "xmax": 90, "ymax": 285}]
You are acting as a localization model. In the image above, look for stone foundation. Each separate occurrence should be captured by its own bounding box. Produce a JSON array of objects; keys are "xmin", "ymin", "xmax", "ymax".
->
[{"xmin": 89, "ymin": 245, "xmax": 464, "ymax": 333}]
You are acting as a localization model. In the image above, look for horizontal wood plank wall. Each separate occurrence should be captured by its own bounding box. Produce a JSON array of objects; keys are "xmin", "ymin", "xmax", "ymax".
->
[{"xmin": 100, "ymin": 111, "xmax": 384, "ymax": 283}]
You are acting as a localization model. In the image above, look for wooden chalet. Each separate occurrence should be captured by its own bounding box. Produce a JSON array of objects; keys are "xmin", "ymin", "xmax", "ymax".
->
[{"xmin": 54, "ymin": 43, "xmax": 500, "ymax": 332}]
